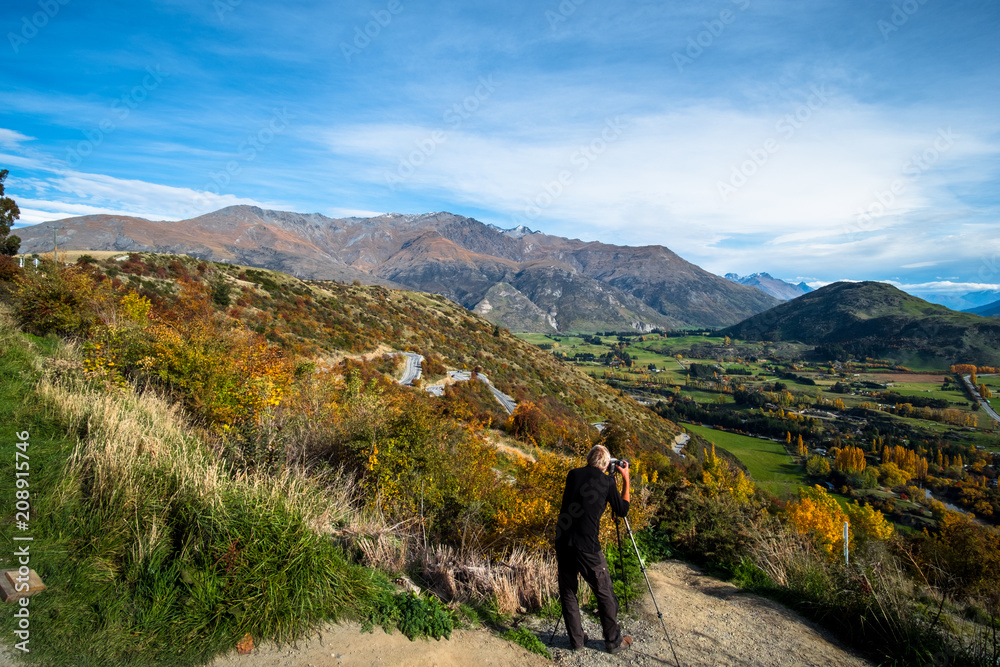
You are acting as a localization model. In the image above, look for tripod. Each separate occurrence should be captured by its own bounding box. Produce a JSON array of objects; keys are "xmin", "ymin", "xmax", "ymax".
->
[
  {"xmin": 615, "ymin": 513, "xmax": 681, "ymax": 667},
  {"xmin": 547, "ymin": 517, "xmax": 681, "ymax": 665}
]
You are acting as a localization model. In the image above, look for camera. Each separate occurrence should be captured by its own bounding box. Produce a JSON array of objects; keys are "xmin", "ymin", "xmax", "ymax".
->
[{"xmin": 607, "ymin": 458, "xmax": 629, "ymax": 473}]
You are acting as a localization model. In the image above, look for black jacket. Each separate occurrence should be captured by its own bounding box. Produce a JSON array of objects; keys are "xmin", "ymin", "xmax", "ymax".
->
[{"xmin": 554, "ymin": 465, "xmax": 629, "ymax": 553}]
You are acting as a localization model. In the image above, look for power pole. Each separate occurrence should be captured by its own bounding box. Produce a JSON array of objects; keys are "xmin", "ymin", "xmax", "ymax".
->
[{"xmin": 53, "ymin": 226, "xmax": 58, "ymax": 264}]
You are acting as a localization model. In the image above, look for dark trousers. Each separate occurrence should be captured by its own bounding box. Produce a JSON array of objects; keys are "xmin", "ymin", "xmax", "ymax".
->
[{"xmin": 556, "ymin": 545, "xmax": 623, "ymax": 650}]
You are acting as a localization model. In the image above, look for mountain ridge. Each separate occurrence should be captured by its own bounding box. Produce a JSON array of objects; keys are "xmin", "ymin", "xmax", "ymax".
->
[
  {"xmin": 19, "ymin": 205, "xmax": 779, "ymax": 332},
  {"xmin": 724, "ymin": 271, "xmax": 813, "ymax": 301},
  {"xmin": 721, "ymin": 280, "xmax": 1000, "ymax": 366}
]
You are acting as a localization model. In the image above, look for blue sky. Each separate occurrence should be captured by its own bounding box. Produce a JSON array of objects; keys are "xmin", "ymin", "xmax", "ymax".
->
[{"xmin": 2, "ymin": 0, "xmax": 999, "ymax": 306}]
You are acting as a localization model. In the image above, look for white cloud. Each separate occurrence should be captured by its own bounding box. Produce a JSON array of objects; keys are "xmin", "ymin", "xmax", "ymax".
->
[
  {"xmin": 888, "ymin": 280, "xmax": 1000, "ymax": 294},
  {"xmin": 0, "ymin": 129, "xmax": 35, "ymax": 147},
  {"xmin": 14, "ymin": 171, "xmax": 284, "ymax": 225},
  {"xmin": 323, "ymin": 94, "xmax": 999, "ymax": 270},
  {"xmin": 325, "ymin": 207, "xmax": 387, "ymax": 218}
]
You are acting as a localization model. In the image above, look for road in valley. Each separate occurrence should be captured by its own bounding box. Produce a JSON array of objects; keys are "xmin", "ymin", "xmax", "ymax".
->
[{"xmin": 962, "ymin": 374, "xmax": 1000, "ymax": 423}]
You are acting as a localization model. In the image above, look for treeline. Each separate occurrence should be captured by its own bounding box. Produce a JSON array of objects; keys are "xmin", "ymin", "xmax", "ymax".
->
[
  {"xmin": 952, "ymin": 364, "xmax": 1000, "ymax": 374},
  {"xmin": 655, "ymin": 396, "xmax": 815, "ymax": 442}
]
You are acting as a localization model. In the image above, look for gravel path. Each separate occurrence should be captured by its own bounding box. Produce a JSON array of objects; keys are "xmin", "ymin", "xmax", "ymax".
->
[{"xmin": 208, "ymin": 560, "xmax": 873, "ymax": 667}]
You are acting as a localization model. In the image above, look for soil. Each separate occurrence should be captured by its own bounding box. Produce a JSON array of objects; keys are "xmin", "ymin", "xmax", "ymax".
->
[
  {"xmin": 208, "ymin": 560, "xmax": 874, "ymax": 667},
  {"xmin": 865, "ymin": 373, "xmax": 945, "ymax": 383}
]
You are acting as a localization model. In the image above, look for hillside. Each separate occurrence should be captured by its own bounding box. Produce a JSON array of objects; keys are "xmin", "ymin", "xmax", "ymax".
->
[
  {"xmin": 721, "ymin": 281, "xmax": 1000, "ymax": 366},
  {"xmin": 26, "ymin": 251, "xmax": 681, "ymax": 450},
  {"xmin": 17, "ymin": 206, "xmax": 778, "ymax": 331},
  {"xmin": 4, "ymin": 255, "xmax": 998, "ymax": 667}
]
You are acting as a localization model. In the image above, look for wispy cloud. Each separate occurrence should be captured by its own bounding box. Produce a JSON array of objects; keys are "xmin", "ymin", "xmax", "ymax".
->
[{"xmin": 0, "ymin": 0, "xmax": 996, "ymax": 294}]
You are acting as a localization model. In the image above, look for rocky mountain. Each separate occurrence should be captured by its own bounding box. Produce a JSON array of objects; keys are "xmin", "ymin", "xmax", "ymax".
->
[
  {"xmin": 722, "ymin": 281, "xmax": 1000, "ymax": 366},
  {"xmin": 19, "ymin": 206, "xmax": 778, "ymax": 332},
  {"xmin": 724, "ymin": 272, "xmax": 812, "ymax": 301}
]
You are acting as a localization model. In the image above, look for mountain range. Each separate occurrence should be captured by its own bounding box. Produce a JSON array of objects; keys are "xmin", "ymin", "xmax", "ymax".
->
[
  {"xmin": 913, "ymin": 288, "xmax": 1000, "ymax": 311},
  {"xmin": 722, "ymin": 281, "xmax": 1000, "ymax": 367},
  {"xmin": 723, "ymin": 272, "xmax": 812, "ymax": 301},
  {"xmin": 965, "ymin": 299, "xmax": 1000, "ymax": 318},
  {"xmin": 18, "ymin": 206, "xmax": 778, "ymax": 332}
]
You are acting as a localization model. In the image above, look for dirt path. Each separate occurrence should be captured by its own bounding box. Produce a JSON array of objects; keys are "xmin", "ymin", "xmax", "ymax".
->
[{"xmin": 208, "ymin": 561, "xmax": 872, "ymax": 667}]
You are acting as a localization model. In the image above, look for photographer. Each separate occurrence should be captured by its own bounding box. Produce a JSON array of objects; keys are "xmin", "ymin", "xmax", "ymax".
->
[{"xmin": 554, "ymin": 444, "xmax": 633, "ymax": 654}]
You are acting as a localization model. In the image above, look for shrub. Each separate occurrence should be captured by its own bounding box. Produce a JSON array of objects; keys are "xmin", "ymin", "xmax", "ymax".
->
[
  {"xmin": 502, "ymin": 627, "xmax": 551, "ymax": 658},
  {"xmin": 14, "ymin": 263, "xmax": 107, "ymax": 337},
  {"xmin": 365, "ymin": 590, "xmax": 455, "ymax": 640}
]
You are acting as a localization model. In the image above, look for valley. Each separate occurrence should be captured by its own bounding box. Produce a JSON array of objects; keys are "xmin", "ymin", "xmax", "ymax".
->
[{"xmin": 520, "ymin": 329, "xmax": 1000, "ymax": 528}]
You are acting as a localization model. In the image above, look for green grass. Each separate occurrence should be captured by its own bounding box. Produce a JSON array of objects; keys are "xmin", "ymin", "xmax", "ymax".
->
[
  {"xmin": 501, "ymin": 627, "xmax": 551, "ymax": 658},
  {"xmin": 884, "ymin": 380, "xmax": 966, "ymax": 405},
  {"xmin": 0, "ymin": 312, "xmax": 394, "ymax": 666},
  {"xmin": 682, "ymin": 423, "xmax": 809, "ymax": 499}
]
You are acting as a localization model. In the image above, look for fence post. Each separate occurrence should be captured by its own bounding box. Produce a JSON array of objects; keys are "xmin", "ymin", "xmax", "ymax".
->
[{"xmin": 844, "ymin": 521, "xmax": 849, "ymax": 565}]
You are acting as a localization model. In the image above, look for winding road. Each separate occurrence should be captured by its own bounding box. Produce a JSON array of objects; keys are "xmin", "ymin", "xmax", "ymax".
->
[
  {"xmin": 962, "ymin": 374, "xmax": 1000, "ymax": 424},
  {"xmin": 397, "ymin": 352, "xmax": 423, "ymax": 386},
  {"xmin": 394, "ymin": 355, "xmax": 517, "ymax": 414}
]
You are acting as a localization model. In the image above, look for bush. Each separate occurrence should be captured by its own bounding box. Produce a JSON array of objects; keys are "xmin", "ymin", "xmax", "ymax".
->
[
  {"xmin": 365, "ymin": 590, "xmax": 455, "ymax": 640},
  {"xmin": 14, "ymin": 263, "xmax": 106, "ymax": 337}
]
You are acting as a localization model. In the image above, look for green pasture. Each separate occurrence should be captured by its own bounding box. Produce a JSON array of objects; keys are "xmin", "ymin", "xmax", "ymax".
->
[{"xmin": 682, "ymin": 423, "xmax": 807, "ymax": 499}]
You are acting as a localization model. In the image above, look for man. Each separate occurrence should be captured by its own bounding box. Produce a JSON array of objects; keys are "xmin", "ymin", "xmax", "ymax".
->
[{"xmin": 554, "ymin": 444, "xmax": 633, "ymax": 654}]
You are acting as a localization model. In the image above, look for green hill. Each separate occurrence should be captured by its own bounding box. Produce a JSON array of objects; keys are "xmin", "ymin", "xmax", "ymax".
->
[
  {"xmin": 722, "ymin": 281, "xmax": 1000, "ymax": 367},
  {"xmin": 0, "ymin": 252, "xmax": 683, "ymax": 665}
]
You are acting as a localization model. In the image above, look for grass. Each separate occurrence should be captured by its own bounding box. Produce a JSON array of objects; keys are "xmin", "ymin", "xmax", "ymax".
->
[
  {"xmin": 501, "ymin": 627, "xmax": 551, "ymax": 658},
  {"xmin": 0, "ymin": 307, "xmax": 392, "ymax": 666},
  {"xmin": 682, "ymin": 423, "xmax": 809, "ymax": 499}
]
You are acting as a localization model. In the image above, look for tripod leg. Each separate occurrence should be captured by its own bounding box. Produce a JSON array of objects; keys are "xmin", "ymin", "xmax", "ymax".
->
[
  {"xmin": 614, "ymin": 515, "xmax": 629, "ymax": 612},
  {"xmin": 547, "ymin": 613, "xmax": 561, "ymax": 646},
  {"xmin": 622, "ymin": 516, "xmax": 682, "ymax": 667}
]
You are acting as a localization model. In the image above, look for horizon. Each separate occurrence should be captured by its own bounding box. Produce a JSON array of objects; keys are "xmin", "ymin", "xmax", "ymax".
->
[
  {"xmin": 17, "ymin": 202, "xmax": 998, "ymax": 312},
  {"xmin": 2, "ymin": 0, "xmax": 998, "ymax": 308}
]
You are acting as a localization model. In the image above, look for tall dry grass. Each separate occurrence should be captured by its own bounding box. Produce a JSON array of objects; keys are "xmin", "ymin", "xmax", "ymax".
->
[{"xmin": 421, "ymin": 546, "xmax": 557, "ymax": 615}]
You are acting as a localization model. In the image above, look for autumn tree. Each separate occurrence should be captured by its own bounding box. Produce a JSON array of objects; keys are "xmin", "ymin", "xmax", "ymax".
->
[
  {"xmin": 0, "ymin": 169, "xmax": 21, "ymax": 256},
  {"xmin": 834, "ymin": 445, "xmax": 866, "ymax": 474},
  {"xmin": 806, "ymin": 455, "xmax": 830, "ymax": 477}
]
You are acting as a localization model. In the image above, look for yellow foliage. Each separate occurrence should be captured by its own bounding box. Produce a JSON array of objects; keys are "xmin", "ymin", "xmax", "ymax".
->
[
  {"xmin": 834, "ymin": 445, "xmax": 866, "ymax": 474},
  {"xmin": 785, "ymin": 485, "xmax": 893, "ymax": 559},
  {"xmin": 845, "ymin": 501, "xmax": 894, "ymax": 542},
  {"xmin": 702, "ymin": 449, "xmax": 756, "ymax": 505},
  {"xmin": 786, "ymin": 485, "xmax": 849, "ymax": 558}
]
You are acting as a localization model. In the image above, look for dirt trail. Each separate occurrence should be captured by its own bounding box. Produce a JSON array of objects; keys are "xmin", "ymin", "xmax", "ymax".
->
[{"xmin": 209, "ymin": 561, "xmax": 873, "ymax": 667}]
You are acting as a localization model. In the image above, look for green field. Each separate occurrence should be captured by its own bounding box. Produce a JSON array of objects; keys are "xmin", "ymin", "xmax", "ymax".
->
[
  {"xmin": 682, "ymin": 423, "xmax": 808, "ymax": 499},
  {"xmin": 883, "ymin": 380, "xmax": 966, "ymax": 405}
]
